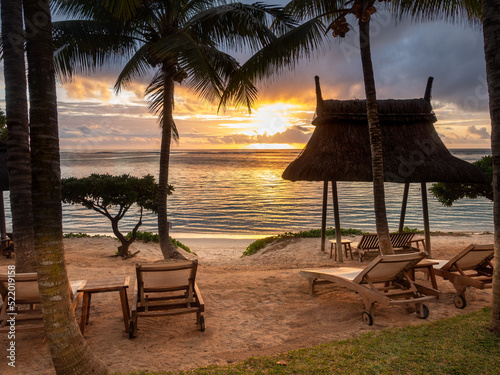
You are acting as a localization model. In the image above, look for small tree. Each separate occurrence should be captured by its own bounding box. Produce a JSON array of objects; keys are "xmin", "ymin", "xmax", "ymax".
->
[
  {"xmin": 430, "ymin": 156, "xmax": 493, "ymax": 206},
  {"xmin": 61, "ymin": 174, "xmax": 171, "ymax": 258}
]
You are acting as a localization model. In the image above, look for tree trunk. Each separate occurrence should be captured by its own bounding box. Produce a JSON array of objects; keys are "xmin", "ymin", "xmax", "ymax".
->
[
  {"xmin": 358, "ymin": 16, "xmax": 393, "ymax": 255},
  {"xmin": 1, "ymin": 0, "xmax": 36, "ymax": 272},
  {"xmin": 158, "ymin": 64, "xmax": 184, "ymax": 259},
  {"xmin": 23, "ymin": 0, "xmax": 107, "ymax": 372},
  {"xmin": 482, "ymin": 0, "xmax": 500, "ymax": 334}
]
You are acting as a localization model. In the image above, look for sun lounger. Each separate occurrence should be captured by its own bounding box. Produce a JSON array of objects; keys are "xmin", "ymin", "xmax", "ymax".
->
[
  {"xmin": 300, "ymin": 252, "xmax": 439, "ymax": 325},
  {"xmin": 0, "ymin": 272, "xmax": 86, "ymax": 331},
  {"xmin": 129, "ymin": 260, "xmax": 205, "ymax": 338},
  {"xmin": 427, "ymin": 244, "xmax": 494, "ymax": 309},
  {"xmin": 356, "ymin": 233, "xmax": 419, "ymax": 261}
]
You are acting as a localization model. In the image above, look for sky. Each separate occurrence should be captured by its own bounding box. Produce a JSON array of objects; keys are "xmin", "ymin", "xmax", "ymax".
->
[{"xmin": 0, "ymin": 5, "xmax": 492, "ymax": 151}]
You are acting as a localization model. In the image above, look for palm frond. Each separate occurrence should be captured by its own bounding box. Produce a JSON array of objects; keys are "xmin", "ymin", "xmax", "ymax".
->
[
  {"xmin": 114, "ymin": 43, "xmax": 153, "ymax": 92},
  {"xmin": 285, "ymin": 0, "xmax": 347, "ymax": 20},
  {"xmin": 149, "ymin": 31, "xmax": 225, "ymax": 102},
  {"xmin": 391, "ymin": 0, "xmax": 481, "ymax": 26},
  {"xmin": 53, "ymin": 20, "xmax": 137, "ymax": 81},
  {"xmin": 186, "ymin": 2, "xmax": 295, "ymax": 53},
  {"xmin": 144, "ymin": 71, "xmax": 180, "ymax": 141},
  {"xmin": 53, "ymin": 0, "xmax": 143, "ymax": 21}
]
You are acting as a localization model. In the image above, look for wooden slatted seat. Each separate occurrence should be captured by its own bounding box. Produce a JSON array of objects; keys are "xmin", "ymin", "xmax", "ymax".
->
[{"xmin": 356, "ymin": 233, "xmax": 418, "ymax": 261}]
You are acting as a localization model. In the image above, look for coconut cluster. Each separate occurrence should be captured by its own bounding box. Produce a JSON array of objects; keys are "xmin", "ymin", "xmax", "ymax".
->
[
  {"xmin": 351, "ymin": 3, "xmax": 377, "ymax": 22},
  {"xmin": 331, "ymin": 17, "xmax": 349, "ymax": 38}
]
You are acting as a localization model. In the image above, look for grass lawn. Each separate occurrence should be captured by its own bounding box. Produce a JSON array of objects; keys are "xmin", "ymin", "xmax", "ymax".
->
[{"xmin": 128, "ymin": 307, "xmax": 499, "ymax": 375}]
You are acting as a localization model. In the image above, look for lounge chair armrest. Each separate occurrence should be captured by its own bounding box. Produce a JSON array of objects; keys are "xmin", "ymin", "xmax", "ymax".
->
[
  {"xmin": 130, "ymin": 282, "xmax": 139, "ymax": 313},
  {"xmin": 194, "ymin": 282, "xmax": 204, "ymax": 310}
]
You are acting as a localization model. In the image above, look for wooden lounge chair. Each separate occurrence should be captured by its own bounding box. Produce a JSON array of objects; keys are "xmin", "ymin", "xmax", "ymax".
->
[
  {"xmin": 427, "ymin": 244, "xmax": 494, "ymax": 309},
  {"xmin": 300, "ymin": 252, "xmax": 439, "ymax": 325},
  {"xmin": 129, "ymin": 260, "xmax": 205, "ymax": 338},
  {"xmin": 356, "ymin": 233, "xmax": 418, "ymax": 261},
  {"xmin": 0, "ymin": 272, "xmax": 86, "ymax": 331}
]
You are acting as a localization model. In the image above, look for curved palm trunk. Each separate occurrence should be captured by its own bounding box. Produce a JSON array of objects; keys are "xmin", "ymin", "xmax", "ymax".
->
[
  {"xmin": 1, "ymin": 0, "xmax": 36, "ymax": 272},
  {"xmin": 358, "ymin": 17, "xmax": 393, "ymax": 255},
  {"xmin": 158, "ymin": 65, "xmax": 184, "ymax": 259},
  {"xmin": 482, "ymin": 0, "xmax": 500, "ymax": 333},
  {"xmin": 23, "ymin": 0, "xmax": 107, "ymax": 372}
]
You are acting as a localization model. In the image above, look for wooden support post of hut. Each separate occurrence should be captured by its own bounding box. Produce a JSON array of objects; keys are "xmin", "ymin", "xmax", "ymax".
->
[{"xmin": 283, "ymin": 77, "xmax": 487, "ymax": 261}]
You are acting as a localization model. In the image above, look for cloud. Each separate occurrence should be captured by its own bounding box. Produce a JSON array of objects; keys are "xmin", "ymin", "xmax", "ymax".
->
[{"xmin": 467, "ymin": 125, "xmax": 490, "ymax": 139}]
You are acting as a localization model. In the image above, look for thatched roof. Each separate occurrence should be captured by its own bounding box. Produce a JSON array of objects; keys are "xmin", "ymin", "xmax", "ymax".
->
[
  {"xmin": 283, "ymin": 77, "xmax": 487, "ymax": 183},
  {"xmin": 0, "ymin": 141, "xmax": 8, "ymax": 191}
]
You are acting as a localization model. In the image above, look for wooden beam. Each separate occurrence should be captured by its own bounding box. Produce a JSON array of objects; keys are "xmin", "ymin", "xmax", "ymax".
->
[
  {"xmin": 398, "ymin": 183, "xmax": 410, "ymax": 233},
  {"xmin": 321, "ymin": 180, "xmax": 328, "ymax": 252},
  {"xmin": 421, "ymin": 182, "xmax": 432, "ymax": 257},
  {"xmin": 332, "ymin": 181, "xmax": 343, "ymax": 263}
]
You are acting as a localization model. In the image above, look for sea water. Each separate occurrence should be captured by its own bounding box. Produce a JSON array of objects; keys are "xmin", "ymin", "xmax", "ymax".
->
[{"xmin": 2, "ymin": 149, "xmax": 493, "ymax": 238}]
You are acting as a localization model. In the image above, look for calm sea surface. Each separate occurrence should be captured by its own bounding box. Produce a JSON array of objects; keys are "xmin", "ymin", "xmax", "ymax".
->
[{"xmin": 3, "ymin": 149, "xmax": 493, "ymax": 238}]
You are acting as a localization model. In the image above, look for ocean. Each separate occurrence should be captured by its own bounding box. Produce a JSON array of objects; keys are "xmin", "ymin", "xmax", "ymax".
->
[{"xmin": 2, "ymin": 149, "xmax": 493, "ymax": 238}]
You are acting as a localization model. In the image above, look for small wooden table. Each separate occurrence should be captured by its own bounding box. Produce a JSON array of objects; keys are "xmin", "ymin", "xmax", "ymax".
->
[
  {"xmin": 329, "ymin": 239, "xmax": 353, "ymax": 260},
  {"xmin": 77, "ymin": 276, "xmax": 130, "ymax": 335},
  {"xmin": 410, "ymin": 259, "xmax": 438, "ymax": 289}
]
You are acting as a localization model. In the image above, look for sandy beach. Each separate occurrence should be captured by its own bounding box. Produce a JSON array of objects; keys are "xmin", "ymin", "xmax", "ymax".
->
[{"xmin": 0, "ymin": 233, "xmax": 494, "ymax": 374}]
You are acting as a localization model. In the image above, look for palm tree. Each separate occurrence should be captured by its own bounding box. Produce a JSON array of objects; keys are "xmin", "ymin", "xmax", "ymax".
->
[
  {"xmin": 53, "ymin": 0, "xmax": 292, "ymax": 258},
  {"xmin": 23, "ymin": 0, "xmax": 107, "ymax": 372},
  {"xmin": 481, "ymin": 0, "xmax": 500, "ymax": 334},
  {"xmin": 1, "ymin": 0, "xmax": 36, "ymax": 272}
]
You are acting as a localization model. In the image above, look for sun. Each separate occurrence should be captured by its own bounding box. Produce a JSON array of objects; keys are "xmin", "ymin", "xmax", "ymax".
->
[{"xmin": 247, "ymin": 103, "xmax": 296, "ymax": 136}]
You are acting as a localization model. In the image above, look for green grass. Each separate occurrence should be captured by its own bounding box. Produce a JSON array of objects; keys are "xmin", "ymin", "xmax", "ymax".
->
[
  {"xmin": 243, "ymin": 227, "xmax": 364, "ymax": 256},
  {"xmin": 125, "ymin": 308, "xmax": 499, "ymax": 375}
]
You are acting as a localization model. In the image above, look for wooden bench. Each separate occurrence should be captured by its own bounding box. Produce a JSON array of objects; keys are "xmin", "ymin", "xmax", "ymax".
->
[{"xmin": 356, "ymin": 233, "xmax": 418, "ymax": 261}]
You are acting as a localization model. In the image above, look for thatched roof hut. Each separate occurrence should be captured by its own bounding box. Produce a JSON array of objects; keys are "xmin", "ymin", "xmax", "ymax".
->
[
  {"xmin": 283, "ymin": 78, "xmax": 486, "ymax": 184},
  {"xmin": 283, "ymin": 77, "xmax": 487, "ymax": 259},
  {"xmin": 0, "ymin": 141, "xmax": 8, "ymax": 191}
]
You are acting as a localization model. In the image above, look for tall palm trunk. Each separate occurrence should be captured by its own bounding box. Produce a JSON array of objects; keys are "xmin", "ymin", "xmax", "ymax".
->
[
  {"xmin": 158, "ymin": 65, "xmax": 183, "ymax": 259},
  {"xmin": 1, "ymin": 0, "xmax": 36, "ymax": 272},
  {"xmin": 358, "ymin": 16, "xmax": 393, "ymax": 255},
  {"xmin": 23, "ymin": 0, "xmax": 107, "ymax": 372},
  {"xmin": 482, "ymin": 0, "xmax": 500, "ymax": 334}
]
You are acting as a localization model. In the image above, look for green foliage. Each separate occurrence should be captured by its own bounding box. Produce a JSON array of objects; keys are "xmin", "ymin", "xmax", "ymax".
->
[
  {"xmin": 125, "ymin": 231, "xmax": 191, "ymax": 253},
  {"xmin": 0, "ymin": 109, "xmax": 7, "ymax": 143},
  {"xmin": 63, "ymin": 232, "xmax": 92, "ymax": 238},
  {"xmin": 61, "ymin": 174, "xmax": 173, "ymax": 257},
  {"xmin": 61, "ymin": 173, "xmax": 171, "ymax": 213},
  {"xmin": 430, "ymin": 155, "xmax": 493, "ymax": 206},
  {"xmin": 243, "ymin": 228, "xmax": 364, "ymax": 256},
  {"xmin": 400, "ymin": 226, "xmax": 423, "ymax": 234}
]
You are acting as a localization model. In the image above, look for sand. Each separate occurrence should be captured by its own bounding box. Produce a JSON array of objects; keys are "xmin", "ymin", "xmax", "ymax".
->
[{"xmin": 0, "ymin": 233, "xmax": 494, "ymax": 374}]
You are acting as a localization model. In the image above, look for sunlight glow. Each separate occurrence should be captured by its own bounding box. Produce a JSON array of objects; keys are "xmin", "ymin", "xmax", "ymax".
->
[{"xmin": 244, "ymin": 143, "xmax": 295, "ymax": 150}]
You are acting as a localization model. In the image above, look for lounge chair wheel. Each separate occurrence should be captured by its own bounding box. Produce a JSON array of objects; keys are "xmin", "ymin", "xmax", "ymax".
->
[
  {"xmin": 199, "ymin": 315, "xmax": 205, "ymax": 332},
  {"xmin": 417, "ymin": 304, "xmax": 430, "ymax": 319},
  {"xmin": 362, "ymin": 311, "xmax": 373, "ymax": 326},
  {"xmin": 453, "ymin": 294, "xmax": 466, "ymax": 309},
  {"xmin": 129, "ymin": 320, "xmax": 136, "ymax": 339}
]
